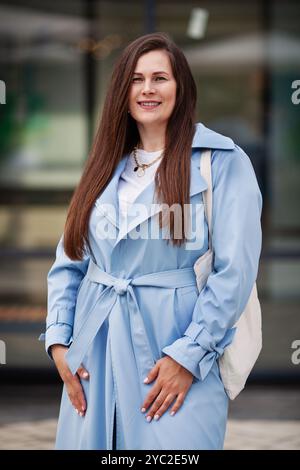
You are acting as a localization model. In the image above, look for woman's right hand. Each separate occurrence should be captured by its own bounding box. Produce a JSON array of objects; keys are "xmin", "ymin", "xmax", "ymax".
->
[{"xmin": 51, "ymin": 344, "xmax": 89, "ymax": 417}]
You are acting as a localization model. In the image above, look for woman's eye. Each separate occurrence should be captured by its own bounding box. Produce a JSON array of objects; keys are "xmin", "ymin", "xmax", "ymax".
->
[{"xmin": 132, "ymin": 76, "xmax": 166, "ymax": 82}]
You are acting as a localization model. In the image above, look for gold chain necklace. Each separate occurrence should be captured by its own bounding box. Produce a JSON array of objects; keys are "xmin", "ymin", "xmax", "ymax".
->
[{"xmin": 132, "ymin": 145, "xmax": 164, "ymax": 177}]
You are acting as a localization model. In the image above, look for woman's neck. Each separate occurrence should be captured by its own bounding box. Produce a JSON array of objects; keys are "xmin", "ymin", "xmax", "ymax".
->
[{"xmin": 136, "ymin": 122, "xmax": 166, "ymax": 152}]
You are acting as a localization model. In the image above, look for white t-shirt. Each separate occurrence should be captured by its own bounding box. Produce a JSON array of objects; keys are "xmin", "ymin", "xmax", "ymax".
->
[{"xmin": 118, "ymin": 148, "xmax": 163, "ymax": 226}]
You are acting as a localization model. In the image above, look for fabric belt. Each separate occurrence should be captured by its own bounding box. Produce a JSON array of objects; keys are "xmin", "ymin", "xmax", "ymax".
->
[{"xmin": 65, "ymin": 259, "xmax": 197, "ymax": 378}]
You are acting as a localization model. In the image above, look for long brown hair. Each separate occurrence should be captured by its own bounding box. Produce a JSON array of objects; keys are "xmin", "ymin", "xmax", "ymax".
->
[{"xmin": 64, "ymin": 32, "xmax": 197, "ymax": 260}]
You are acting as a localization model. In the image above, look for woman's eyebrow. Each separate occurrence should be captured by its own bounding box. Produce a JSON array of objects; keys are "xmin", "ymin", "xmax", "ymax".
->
[{"xmin": 133, "ymin": 71, "xmax": 169, "ymax": 76}]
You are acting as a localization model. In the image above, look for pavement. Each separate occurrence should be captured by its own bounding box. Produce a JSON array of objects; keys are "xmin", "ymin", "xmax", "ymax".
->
[{"xmin": 0, "ymin": 383, "xmax": 299, "ymax": 450}]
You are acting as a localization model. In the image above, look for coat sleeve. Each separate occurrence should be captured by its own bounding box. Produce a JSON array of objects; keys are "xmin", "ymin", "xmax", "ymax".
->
[
  {"xmin": 39, "ymin": 235, "xmax": 90, "ymax": 360},
  {"xmin": 162, "ymin": 144, "xmax": 263, "ymax": 381}
]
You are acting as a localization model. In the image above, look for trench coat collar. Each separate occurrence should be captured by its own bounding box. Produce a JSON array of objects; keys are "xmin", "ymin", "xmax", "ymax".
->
[
  {"xmin": 94, "ymin": 122, "xmax": 235, "ymax": 247},
  {"xmin": 191, "ymin": 121, "xmax": 235, "ymax": 150}
]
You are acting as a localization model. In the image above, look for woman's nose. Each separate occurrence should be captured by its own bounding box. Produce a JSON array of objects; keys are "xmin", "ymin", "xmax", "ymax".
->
[{"xmin": 142, "ymin": 80, "xmax": 155, "ymax": 94}]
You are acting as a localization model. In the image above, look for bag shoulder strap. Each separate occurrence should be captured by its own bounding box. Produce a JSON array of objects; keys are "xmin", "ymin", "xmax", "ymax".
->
[{"xmin": 200, "ymin": 149, "xmax": 212, "ymax": 250}]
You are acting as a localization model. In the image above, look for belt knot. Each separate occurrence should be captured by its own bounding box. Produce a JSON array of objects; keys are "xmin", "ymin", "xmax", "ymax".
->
[{"xmin": 113, "ymin": 278, "xmax": 132, "ymax": 295}]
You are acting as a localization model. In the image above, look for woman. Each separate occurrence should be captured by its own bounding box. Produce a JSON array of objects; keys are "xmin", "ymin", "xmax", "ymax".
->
[{"xmin": 40, "ymin": 32, "xmax": 262, "ymax": 450}]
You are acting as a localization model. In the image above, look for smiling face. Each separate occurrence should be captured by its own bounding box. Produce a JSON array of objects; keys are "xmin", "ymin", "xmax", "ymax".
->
[{"xmin": 128, "ymin": 49, "xmax": 177, "ymax": 129}]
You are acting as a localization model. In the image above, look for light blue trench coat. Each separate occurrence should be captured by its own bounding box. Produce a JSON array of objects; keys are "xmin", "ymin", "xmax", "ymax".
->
[{"xmin": 39, "ymin": 122, "xmax": 262, "ymax": 450}]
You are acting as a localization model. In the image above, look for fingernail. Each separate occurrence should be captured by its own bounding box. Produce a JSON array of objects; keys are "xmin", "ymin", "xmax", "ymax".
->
[
  {"xmin": 154, "ymin": 414, "xmax": 160, "ymax": 421},
  {"xmin": 146, "ymin": 415, "xmax": 152, "ymax": 422},
  {"xmin": 82, "ymin": 372, "xmax": 89, "ymax": 379},
  {"xmin": 79, "ymin": 412, "xmax": 84, "ymax": 417},
  {"xmin": 170, "ymin": 411, "xmax": 175, "ymax": 416},
  {"xmin": 81, "ymin": 406, "xmax": 85, "ymax": 412},
  {"xmin": 141, "ymin": 407, "xmax": 146, "ymax": 413},
  {"xmin": 143, "ymin": 377, "xmax": 149, "ymax": 383},
  {"xmin": 75, "ymin": 409, "xmax": 79, "ymax": 414}
]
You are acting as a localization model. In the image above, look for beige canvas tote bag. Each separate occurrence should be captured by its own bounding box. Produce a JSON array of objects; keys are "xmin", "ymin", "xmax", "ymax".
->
[{"xmin": 193, "ymin": 149, "xmax": 262, "ymax": 400}]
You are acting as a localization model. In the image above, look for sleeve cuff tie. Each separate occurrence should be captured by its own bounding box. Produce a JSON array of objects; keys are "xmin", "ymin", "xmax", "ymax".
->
[{"xmin": 184, "ymin": 322, "xmax": 237, "ymax": 380}]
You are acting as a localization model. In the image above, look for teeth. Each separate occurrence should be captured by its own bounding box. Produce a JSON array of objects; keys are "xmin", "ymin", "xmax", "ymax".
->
[{"xmin": 139, "ymin": 102, "xmax": 160, "ymax": 106}]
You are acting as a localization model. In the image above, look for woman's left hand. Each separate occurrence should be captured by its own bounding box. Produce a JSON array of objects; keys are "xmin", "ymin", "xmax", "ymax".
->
[{"xmin": 141, "ymin": 356, "xmax": 194, "ymax": 422}]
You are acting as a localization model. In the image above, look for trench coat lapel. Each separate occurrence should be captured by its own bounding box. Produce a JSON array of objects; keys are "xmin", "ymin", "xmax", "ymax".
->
[{"xmin": 94, "ymin": 122, "xmax": 235, "ymax": 248}]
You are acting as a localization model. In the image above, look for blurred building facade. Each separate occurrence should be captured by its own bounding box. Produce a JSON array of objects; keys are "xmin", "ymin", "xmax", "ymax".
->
[{"xmin": 0, "ymin": 0, "xmax": 299, "ymax": 379}]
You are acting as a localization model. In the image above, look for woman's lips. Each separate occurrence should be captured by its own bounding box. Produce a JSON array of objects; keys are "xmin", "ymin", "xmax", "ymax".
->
[{"xmin": 138, "ymin": 101, "xmax": 162, "ymax": 110}]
